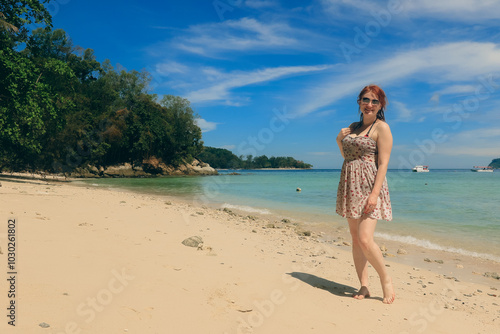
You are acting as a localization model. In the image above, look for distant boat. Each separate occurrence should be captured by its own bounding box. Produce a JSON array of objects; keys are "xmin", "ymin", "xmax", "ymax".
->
[
  {"xmin": 471, "ymin": 166, "xmax": 493, "ymax": 172},
  {"xmin": 412, "ymin": 165, "xmax": 429, "ymax": 172}
]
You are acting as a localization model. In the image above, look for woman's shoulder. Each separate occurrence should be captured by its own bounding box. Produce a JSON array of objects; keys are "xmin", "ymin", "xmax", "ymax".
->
[
  {"xmin": 376, "ymin": 120, "xmax": 391, "ymax": 131},
  {"xmin": 374, "ymin": 120, "xmax": 392, "ymax": 142}
]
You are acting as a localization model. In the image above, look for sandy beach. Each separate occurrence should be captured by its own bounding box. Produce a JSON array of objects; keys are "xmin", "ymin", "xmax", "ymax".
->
[{"xmin": 0, "ymin": 176, "xmax": 499, "ymax": 334}]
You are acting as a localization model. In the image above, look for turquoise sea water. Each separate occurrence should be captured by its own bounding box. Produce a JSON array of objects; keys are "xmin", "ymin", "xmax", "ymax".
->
[{"xmin": 81, "ymin": 169, "xmax": 500, "ymax": 261}]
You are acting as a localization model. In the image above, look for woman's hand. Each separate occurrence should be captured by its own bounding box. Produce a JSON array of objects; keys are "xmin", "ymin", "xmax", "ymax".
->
[
  {"xmin": 364, "ymin": 194, "xmax": 378, "ymax": 214},
  {"xmin": 337, "ymin": 127, "xmax": 352, "ymax": 142}
]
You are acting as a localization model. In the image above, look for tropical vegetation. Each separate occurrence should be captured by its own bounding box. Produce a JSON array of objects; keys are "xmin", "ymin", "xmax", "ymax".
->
[
  {"xmin": 0, "ymin": 1, "xmax": 202, "ymax": 173},
  {"xmin": 198, "ymin": 147, "xmax": 312, "ymax": 169}
]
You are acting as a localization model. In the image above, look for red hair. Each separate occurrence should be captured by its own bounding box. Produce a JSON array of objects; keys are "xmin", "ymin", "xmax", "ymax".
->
[
  {"xmin": 358, "ymin": 85, "xmax": 387, "ymax": 110},
  {"xmin": 357, "ymin": 84, "xmax": 387, "ymax": 121}
]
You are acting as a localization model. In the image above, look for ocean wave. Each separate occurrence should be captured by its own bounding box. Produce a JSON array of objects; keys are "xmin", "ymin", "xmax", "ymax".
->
[
  {"xmin": 375, "ymin": 232, "xmax": 500, "ymax": 263},
  {"xmin": 221, "ymin": 203, "xmax": 271, "ymax": 215}
]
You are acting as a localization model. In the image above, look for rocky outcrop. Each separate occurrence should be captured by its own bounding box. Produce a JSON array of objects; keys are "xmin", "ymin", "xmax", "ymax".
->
[
  {"xmin": 103, "ymin": 163, "xmax": 148, "ymax": 177},
  {"xmin": 69, "ymin": 158, "xmax": 218, "ymax": 178},
  {"xmin": 188, "ymin": 159, "xmax": 219, "ymax": 175}
]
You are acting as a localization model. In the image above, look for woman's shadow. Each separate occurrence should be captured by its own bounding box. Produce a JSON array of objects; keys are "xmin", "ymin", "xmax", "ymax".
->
[{"xmin": 287, "ymin": 272, "xmax": 383, "ymax": 301}]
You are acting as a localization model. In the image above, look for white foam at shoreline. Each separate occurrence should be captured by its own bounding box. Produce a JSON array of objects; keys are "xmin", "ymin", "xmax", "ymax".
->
[
  {"xmin": 375, "ymin": 232, "xmax": 500, "ymax": 263},
  {"xmin": 221, "ymin": 203, "xmax": 271, "ymax": 215}
]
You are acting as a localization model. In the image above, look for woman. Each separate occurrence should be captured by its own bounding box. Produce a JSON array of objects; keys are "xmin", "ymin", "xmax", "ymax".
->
[{"xmin": 336, "ymin": 84, "xmax": 395, "ymax": 304}]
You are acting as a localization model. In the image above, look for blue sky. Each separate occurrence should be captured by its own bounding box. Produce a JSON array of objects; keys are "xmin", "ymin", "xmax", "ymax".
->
[{"xmin": 46, "ymin": 0, "xmax": 500, "ymax": 168}]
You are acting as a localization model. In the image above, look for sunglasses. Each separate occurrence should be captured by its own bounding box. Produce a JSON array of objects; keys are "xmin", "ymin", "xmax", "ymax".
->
[{"xmin": 361, "ymin": 97, "xmax": 380, "ymax": 105}]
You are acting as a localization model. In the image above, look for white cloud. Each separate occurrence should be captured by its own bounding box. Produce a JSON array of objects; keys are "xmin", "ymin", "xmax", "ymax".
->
[
  {"xmin": 434, "ymin": 127, "xmax": 500, "ymax": 157},
  {"xmin": 155, "ymin": 61, "xmax": 189, "ymax": 76},
  {"xmin": 430, "ymin": 84, "xmax": 477, "ymax": 104},
  {"xmin": 320, "ymin": 0, "xmax": 378, "ymax": 16},
  {"xmin": 158, "ymin": 17, "xmax": 334, "ymax": 58},
  {"xmin": 455, "ymin": 127, "xmax": 500, "ymax": 140},
  {"xmin": 392, "ymin": 101, "xmax": 413, "ymax": 122},
  {"xmin": 436, "ymin": 146, "xmax": 499, "ymax": 157},
  {"xmin": 315, "ymin": 109, "xmax": 337, "ymax": 117},
  {"xmin": 294, "ymin": 41, "xmax": 500, "ymax": 117},
  {"xmin": 174, "ymin": 17, "xmax": 299, "ymax": 56},
  {"xmin": 429, "ymin": 94, "xmax": 440, "ymax": 104},
  {"xmin": 404, "ymin": 0, "xmax": 500, "ymax": 21},
  {"xmin": 186, "ymin": 64, "xmax": 332, "ymax": 104},
  {"xmin": 321, "ymin": 0, "xmax": 500, "ymax": 22},
  {"xmin": 195, "ymin": 118, "xmax": 219, "ymax": 133},
  {"xmin": 437, "ymin": 85, "xmax": 477, "ymax": 95}
]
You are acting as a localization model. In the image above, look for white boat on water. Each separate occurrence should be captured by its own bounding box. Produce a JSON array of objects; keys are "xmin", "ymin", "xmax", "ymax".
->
[
  {"xmin": 471, "ymin": 166, "xmax": 493, "ymax": 172},
  {"xmin": 412, "ymin": 165, "xmax": 429, "ymax": 172}
]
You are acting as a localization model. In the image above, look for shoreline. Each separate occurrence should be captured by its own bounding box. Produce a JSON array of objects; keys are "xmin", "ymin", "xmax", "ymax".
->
[
  {"xmin": 0, "ymin": 176, "xmax": 498, "ymax": 333},
  {"xmin": 217, "ymin": 168, "xmax": 313, "ymax": 171}
]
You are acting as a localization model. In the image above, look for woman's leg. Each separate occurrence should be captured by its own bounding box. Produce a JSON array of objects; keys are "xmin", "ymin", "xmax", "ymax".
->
[
  {"xmin": 348, "ymin": 218, "xmax": 370, "ymax": 299},
  {"xmin": 357, "ymin": 216, "xmax": 395, "ymax": 304}
]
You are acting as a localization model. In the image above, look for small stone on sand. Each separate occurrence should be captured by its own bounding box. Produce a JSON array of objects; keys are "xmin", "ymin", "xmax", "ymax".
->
[
  {"xmin": 181, "ymin": 236, "xmax": 203, "ymax": 247},
  {"xmin": 484, "ymin": 272, "xmax": 500, "ymax": 280}
]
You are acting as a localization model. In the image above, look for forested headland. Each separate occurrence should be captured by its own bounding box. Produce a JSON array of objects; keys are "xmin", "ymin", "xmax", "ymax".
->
[
  {"xmin": 1, "ymin": 1, "xmax": 206, "ymax": 176},
  {"xmin": 488, "ymin": 158, "xmax": 500, "ymax": 169},
  {"xmin": 198, "ymin": 147, "xmax": 313, "ymax": 169},
  {"xmin": 0, "ymin": 1, "xmax": 310, "ymax": 177}
]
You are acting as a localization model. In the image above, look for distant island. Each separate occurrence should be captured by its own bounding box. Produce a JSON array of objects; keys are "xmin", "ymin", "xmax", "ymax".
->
[
  {"xmin": 198, "ymin": 147, "xmax": 313, "ymax": 169},
  {"xmin": 488, "ymin": 158, "xmax": 500, "ymax": 169}
]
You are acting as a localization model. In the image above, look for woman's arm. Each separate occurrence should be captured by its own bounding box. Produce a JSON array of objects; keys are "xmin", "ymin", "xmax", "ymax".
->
[{"xmin": 364, "ymin": 122, "xmax": 393, "ymax": 213}]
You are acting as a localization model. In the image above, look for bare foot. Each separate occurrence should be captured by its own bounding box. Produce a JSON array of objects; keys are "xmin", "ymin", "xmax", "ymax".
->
[
  {"xmin": 353, "ymin": 286, "xmax": 370, "ymax": 300},
  {"xmin": 382, "ymin": 278, "xmax": 395, "ymax": 304}
]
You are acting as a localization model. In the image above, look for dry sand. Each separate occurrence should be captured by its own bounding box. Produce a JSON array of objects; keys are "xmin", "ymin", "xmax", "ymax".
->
[{"xmin": 0, "ymin": 176, "xmax": 499, "ymax": 333}]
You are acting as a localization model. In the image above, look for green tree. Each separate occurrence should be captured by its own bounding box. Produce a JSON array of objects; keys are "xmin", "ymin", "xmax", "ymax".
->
[
  {"xmin": 254, "ymin": 155, "xmax": 271, "ymax": 168},
  {"xmin": 197, "ymin": 149, "xmax": 312, "ymax": 169},
  {"xmin": 159, "ymin": 95, "xmax": 203, "ymax": 164},
  {"xmin": 0, "ymin": 48, "xmax": 72, "ymax": 170},
  {"xmin": 0, "ymin": 0, "xmax": 52, "ymax": 49},
  {"xmin": 198, "ymin": 147, "xmax": 241, "ymax": 169}
]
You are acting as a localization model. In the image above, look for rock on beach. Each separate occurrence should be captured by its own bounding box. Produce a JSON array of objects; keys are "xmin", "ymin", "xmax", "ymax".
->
[{"xmin": 182, "ymin": 236, "xmax": 204, "ymax": 248}]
